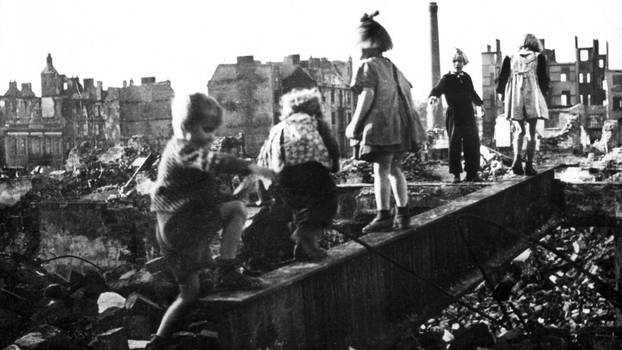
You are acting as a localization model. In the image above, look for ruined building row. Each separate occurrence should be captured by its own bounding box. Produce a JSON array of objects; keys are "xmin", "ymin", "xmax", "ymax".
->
[
  {"xmin": 208, "ymin": 54, "xmax": 354, "ymax": 156},
  {"xmin": 0, "ymin": 54, "xmax": 174, "ymax": 168},
  {"xmin": 481, "ymin": 37, "xmax": 622, "ymax": 143},
  {"xmin": 1, "ymin": 53, "xmax": 354, "ymax": 167}
]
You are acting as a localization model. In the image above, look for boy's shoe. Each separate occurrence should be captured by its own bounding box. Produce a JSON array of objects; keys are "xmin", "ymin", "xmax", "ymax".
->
[
  {"xmin": 293, "ymin": 243, "xmax": 328, "ymax": 261},
  {"xmin": 214, "ymin": 258, "xmax": 268, "ymax": 291},
  {"xmin": 452, "ymin": 174, "xmax": 461, "ymax": 183},
  {"xmin": 465, "ymin": 172, "xmax": 481, "ymax": 182},
  {"xmin": 291, "ymin": 227, "xmax": 328, "ymax": 261},
  {"xmin": 524, "ymin": 163, "xmax": 537, "ymax": 176},
  {"xmin": 145, "ymin": 335, "xmax": 175, "ymax": 350}
]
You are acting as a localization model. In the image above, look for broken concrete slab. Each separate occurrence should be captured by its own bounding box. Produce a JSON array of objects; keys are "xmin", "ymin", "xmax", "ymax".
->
[
  {"xmin": 13, "ymin": 325, "xmax": 68, "ymax": 350},
  {"xmin": 88, "ymin": 327, "xmax": 130, "ymax": 350}
]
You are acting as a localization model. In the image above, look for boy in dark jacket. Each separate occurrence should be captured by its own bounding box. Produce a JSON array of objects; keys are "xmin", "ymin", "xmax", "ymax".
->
[{"xmin": 429, "ymin": 48, "xmax": 485, "ymax": 183}]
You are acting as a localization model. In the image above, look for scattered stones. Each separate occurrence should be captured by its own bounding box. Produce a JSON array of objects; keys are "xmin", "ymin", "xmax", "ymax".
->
[
  {"xmin": 419, "ymin": 226, "xmax": 618, "ymax": 348},
  {"xmin": 13, "ymin": 325, "xmax": 68, "ymax": 350}
]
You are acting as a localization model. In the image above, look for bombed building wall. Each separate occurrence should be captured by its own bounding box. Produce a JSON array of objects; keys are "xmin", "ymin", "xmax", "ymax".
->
[
  {"xmin": 208, "ymin": 55, "xmax": 354, "ymax": 157},
  {"xmin": 297, "ymin": 55, "xmax": 353, "ymax": 156},
  {"xmin": 1, "ymin": 55, "xmax": 174, "ymax": 168},
  {"xmin": 118, "ymin": 80, "xmax": 174, "ymax": 148},
  {"xmin": 0, "ymin": 81, "xmax": 66, "ymax": 168},
  {"xmin": 481, "ymin": 40, "xmax": 503, "ymax": 144},
  {"xmin": 208, "ymin": 57, "xmax": 276, "ymax": 156},
  {"xmin": 606, "ymin": 69, "xmax": 622, "ymax": 121}
]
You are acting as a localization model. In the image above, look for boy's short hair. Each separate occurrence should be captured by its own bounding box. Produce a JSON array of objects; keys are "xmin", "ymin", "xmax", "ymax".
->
[
  {"xmin": 357, "ymin": 11, "xmax": 393, "ymax": 52},
  {"xmin": 175, "ymin": 93, "xmax": 223, "ymax": 135}
]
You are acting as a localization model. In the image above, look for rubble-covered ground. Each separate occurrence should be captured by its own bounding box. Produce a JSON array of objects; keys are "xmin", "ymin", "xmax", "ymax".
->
[
  {"xmin": 1, "ymin": 116, "xmax": 621, "ymax": 349},
  {"xmin": 391, "ymin": 226, "xmax": 620, "ymax": 350}
]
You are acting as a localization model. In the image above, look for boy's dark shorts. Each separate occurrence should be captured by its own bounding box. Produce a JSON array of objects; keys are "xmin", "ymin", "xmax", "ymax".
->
[{"xmin": 156, "ymin": 206, "xmax": 222, "ymax": 284}]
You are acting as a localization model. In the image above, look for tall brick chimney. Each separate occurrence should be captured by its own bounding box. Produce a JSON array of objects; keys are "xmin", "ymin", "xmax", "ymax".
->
[
  {"xmin": 429, "ymin": 2, "xmax": 440, "ymax": 87},
  {"xmin": 428, "ymin": 2, "xmax": 444, "ymax": 129}
]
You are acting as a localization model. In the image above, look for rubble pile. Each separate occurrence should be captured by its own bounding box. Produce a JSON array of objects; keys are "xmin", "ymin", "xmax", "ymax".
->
[
  {"xmin": 335, "ymin": 155, "xmax": 442, "ymax": 184},
  {"xmin": 591, "ymin": 120, "xmax": 621, "ymax": 154},
  {"xmin": 402, "ymin": 226, "xmax": 619, "ymax": 349},
  {"xmin": 479, "ymin": 146, "xmax": 512, "ymax": 181},
  {"xmin": 540, "ymin": 114, "xmax": 584, "ymax": 153},
  {"xmin": 0, "ymin": 252, "xmax": 218, "ymax": 349}
]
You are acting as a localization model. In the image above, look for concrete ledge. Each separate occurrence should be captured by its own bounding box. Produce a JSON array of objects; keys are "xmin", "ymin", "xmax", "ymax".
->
[{"xmin": 200, "ymin": 168, "xmax": 559, "ymax": 349}]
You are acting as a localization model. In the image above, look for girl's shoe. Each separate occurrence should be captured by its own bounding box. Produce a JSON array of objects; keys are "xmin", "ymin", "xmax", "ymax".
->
[
  {"xmin": 511, "ymin": 155, "xmax": 524, "ymax": 175},
  {"xmin": 393, "ymin": 214, "xmax": 410, "ymax": 230},
  {"xmin": 362, "ymin": 209, "xmax": 393, "ymax": 233},
  {"xmin": 362, "ymin": 216, "xmax": 393, "ymax": 233},
  {"xmin": 524, "ymin": 163, "xmax": 537, "ymax": 176},
  {"xmin": 393, "ymin": 206, "xmax": 411, "ymax": 230}
]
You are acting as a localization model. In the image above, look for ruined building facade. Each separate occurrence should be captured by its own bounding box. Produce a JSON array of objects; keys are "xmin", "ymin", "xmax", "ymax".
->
[
  {"xmin": 208, "ymin": 55, "xmax": 353, "ymax": 156},
  {"xmin": 0, "ymin": 54, "xmax": 174, "ymax": 168},
  {"xmin": 481, "ymin": 37, "xmax": 618, "ymax": 143},
  {"xmin": 605, "ymin": 69, "xmax": 622, "ymax": 122}
]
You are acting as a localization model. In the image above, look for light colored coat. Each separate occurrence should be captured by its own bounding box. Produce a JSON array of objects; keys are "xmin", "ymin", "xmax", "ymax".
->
[{"xmin": 504, "ymin": 49, "xmax": 549, "ymax": 121}]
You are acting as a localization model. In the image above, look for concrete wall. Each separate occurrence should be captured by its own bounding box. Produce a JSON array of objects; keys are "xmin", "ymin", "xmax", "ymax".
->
[{"xmin": 200, "ymin": 169, "xmax": 559, "ymax": 349}]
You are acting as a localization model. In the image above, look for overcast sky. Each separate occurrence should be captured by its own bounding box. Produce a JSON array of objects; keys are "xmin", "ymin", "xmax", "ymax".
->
[{"xmin": 1, "ymin": 0, "xmax": 621, "ymax": 102}]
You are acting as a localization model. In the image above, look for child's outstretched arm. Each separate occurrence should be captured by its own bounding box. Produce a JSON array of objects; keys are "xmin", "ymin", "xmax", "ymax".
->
[{"xmin": 180, "ymin": 146, "xmax": 253, "ymax": 176}]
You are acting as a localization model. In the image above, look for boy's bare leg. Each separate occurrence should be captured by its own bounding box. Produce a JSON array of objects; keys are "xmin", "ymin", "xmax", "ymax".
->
[
  {"xmin": 155, "ymin": 273, "xmax": 200, "ymax": 337},
  {"xmin": 219, "ymin": 200, "xmax": 247, "ymax": 259}
]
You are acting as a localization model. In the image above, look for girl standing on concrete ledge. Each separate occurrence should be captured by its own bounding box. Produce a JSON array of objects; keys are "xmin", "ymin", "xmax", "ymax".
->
[
  {"xmin": 345, "ymin": 11, "xmax": 426, "ymax": 233},
  {"xmin": 496, "ymin": 33, "xmax": 550, "ymax": 176}
]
